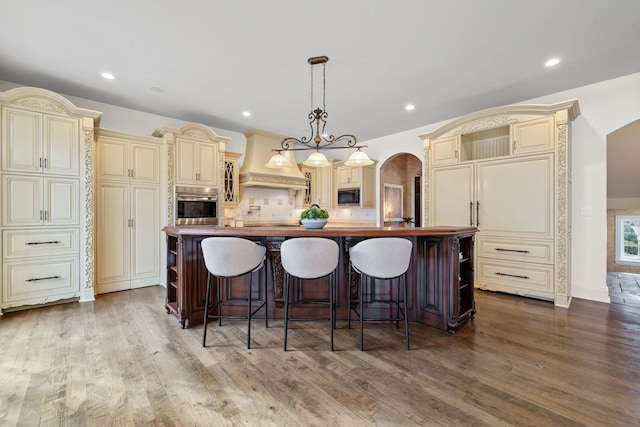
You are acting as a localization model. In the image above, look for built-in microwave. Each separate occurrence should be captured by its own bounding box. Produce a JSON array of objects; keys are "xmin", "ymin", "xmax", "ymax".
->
[
  {"xmin": 337, "ymin": 188, "xmax": 360, "ymax": 206},
  {"xmin": 175, "ymin": 186, "xmax": 218, "ymax": 225}
]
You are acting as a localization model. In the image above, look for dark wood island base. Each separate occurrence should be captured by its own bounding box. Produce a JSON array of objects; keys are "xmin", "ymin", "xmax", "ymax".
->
[{"xmin": 163, "ymin": 225, "xmax": 476, "ymax": 333}]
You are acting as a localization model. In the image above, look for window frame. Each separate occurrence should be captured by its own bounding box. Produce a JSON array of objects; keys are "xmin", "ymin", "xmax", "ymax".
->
[{"xmin": 615, "ymin": 215, "xmax": 640, "ymax": 265}]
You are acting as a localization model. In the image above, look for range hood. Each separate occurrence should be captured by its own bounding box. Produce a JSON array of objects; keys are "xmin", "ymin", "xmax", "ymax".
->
[{"xmin": 239, "ymin": 129, "xmax": 308, "ymax": 200}]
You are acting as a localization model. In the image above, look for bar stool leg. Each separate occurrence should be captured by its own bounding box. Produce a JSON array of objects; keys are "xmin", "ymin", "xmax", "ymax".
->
[
  {"xmin": 247, "ymin": 273, "xmax": 253, "ymax": 349},
  {"xmin": 283, "ymin": 272, "xmax": 290, "ymax": 351},
  {"xmin": 403, "ymin": 274, "xmax": 409, "ymax": 351},
  {"xmin": 359, "ymin": 274, "xmax": 365, "ymax": 351},
  {"xmin": 264, "ymin": 264, "xmax": 269, "ymax": 329},
  {"xmin": 203, "ymin": 272, "xmax": 212, "ymax": 347},
  {"xmin": 330, "ymin": 272, "xmax": 335, "ymax": 351}
]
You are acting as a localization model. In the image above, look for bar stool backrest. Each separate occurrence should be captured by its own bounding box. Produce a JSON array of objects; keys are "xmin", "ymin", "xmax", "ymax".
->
[
  {"xmin": 349, "ymin": 237, "xmax": 413, "ymax": 279},
  {"xmin": 280, "ymin": 238, "xmax": 339, "ymax": 279},
  {"xmin": 201, "ymin": 237, "xmax": 266, "ymax": 278}
]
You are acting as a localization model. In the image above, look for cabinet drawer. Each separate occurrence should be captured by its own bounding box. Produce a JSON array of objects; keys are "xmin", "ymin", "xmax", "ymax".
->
[
  {"xmin": 476, "ymin": 237, "xmax": 553, "ymax": 264},
  {"xmin": 3, "ymin": 229, "xmax": 79, "ymax": 259},
  {"xmin": 2, "ymin": 257, "xmax": 79, "ymax": 303},
  {"xmin": 476, "ymin": 258, "xmax": 554, "ymax": 300}
]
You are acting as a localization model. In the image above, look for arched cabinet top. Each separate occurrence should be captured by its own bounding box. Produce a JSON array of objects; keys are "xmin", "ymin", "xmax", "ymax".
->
[
  {"xmin": 153, "ymin": 123, "xmax": 231, "ymax": 145},
  {"xmin": 418, "ymin": 99, "xmax": 579, "ymax": 141},
  {"xmin": 0, "ymin": 86, "xmax": 102, "ymax": 125}
]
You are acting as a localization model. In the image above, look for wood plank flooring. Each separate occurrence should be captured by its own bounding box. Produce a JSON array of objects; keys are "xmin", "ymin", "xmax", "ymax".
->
[{"xmin": 1, "ymin": 285, "xmax": 639, "ymax": 426}]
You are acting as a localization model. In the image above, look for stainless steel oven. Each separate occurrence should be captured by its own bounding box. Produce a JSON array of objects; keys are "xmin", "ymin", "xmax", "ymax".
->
[{"xmin": 175, "ymin": 186, "xmax": 218, "ymax": 226}]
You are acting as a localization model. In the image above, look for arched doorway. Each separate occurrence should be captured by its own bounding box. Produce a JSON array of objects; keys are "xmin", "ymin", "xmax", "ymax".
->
[
  {"xmin": 379, "ymin": 153, "xmax": 422, "ymax": 226},
  {"xmin": 607, "ymin": 119, "xmax": 640, "ymax": 306}
]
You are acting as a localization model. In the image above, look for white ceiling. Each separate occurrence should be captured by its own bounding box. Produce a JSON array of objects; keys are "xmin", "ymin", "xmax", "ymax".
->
[{"xmin": 1, "ymin": 1, "xmax": 639, "ymax": 142}]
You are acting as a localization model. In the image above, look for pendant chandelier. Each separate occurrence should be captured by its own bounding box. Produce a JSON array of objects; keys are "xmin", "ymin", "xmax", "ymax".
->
[{"xmin": 266, "ymin": 56, "xmax": 373, "ymax": 168}]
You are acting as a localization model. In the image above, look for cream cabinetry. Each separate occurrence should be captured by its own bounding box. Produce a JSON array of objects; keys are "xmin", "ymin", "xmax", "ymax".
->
[
  {"xmin": 153, "ymin": 124, "xmax": 229, "ymax": 226},
  {"xmin": 175, "ymin": 137, "xmax": 218, "ymax": 186},
  {"xmin": 297, "ymin": 164, "xmax": 333, "ymax": 208},
  {"xmin": 223, "ymin": 151, "xmax": 241, "ymax": 207},
  {"xmin": 1, "ymin": 107, "xmax": 79, "ymax": 176},
  {"xmin": 1, "ymin": 87, "xmax": 101, "ymax": 311},
  {"xmin": 2, "ymin": 174, "xmax": 79, "ymax": 226},
  {"xmin": 420, "ymin": 100, "xmax": 579, "ymax": 306},
  {"xmin": 95, "ymin": 129, "xmax": 161, "ymax": 294},
  {"xmin": 335, "ymin": 164, "xmax": 361, "ymax": 187},
  {"xmin": 333, "ymin": 161, "xmax": 376, "ymax": 208}
]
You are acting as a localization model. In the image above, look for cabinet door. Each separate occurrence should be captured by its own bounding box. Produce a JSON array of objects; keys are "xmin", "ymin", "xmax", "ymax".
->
[
  {"xmin": 45, "ymin": 177, "xmax": 79, "ymax": 225},
  {"xmin": 224, "ymin": 157, "xmax": 240, "ymax": 206},
  {"xmin": 96, "ymin": 182, "xmax": 130, "ymax": 293},
  {"xmin": 131, "ymin": 143, "xmax": 160, "ymax": 183},
  {"xmin": 336, "ymin": 165, "xmax": 362, "ymax": 188},
  {"xmin": 175, "ymin": 138, "xmax": 197, "ymax": 184},
  {"xmin": 512, "ymin": 116, "xmax": 554, "ymax": 155},
  {"xmin": 130, "ymin": 184, "xmax": 160, "ymax": 287},
  {"xmin": 315, "ymin": 165, "xmax": 332, "ymax": 208},
  {"xmin": 96, "ymin": 137, "xmax": 129, "ymax": 181},
  {"xmin": 197, "ymin": 142, "xmax": 218, "ymax": 186},
  {"xmin": 2, "ymin": 107, "xmax": 41, "ymax": 173},
  {"xmin": 476, "ymin": 155, "xmax": 552, "ymax": 238},
  {"xmin": 431, "ymin": 136, "xmax": 459, "ymax": 166},
  {"xmin": 2, "ymin": 174, "xmax": 41, "ymax": 226},
  {"xmin": 44, "ymin": 115, "xmax": 79, "ymax": 176},
  {"xmin": 431, "ymin": 164, "xmax": 474, "ymax": 227}
]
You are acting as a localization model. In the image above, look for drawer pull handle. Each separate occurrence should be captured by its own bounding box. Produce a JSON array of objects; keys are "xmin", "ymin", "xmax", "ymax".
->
[
  {"xmin": 495, "ymin": 248, "xmax": 530, "ymax": 253},
  {"xmin": 495, "ymin": 272, "xmax": 530, "ymax": 280},
  {"xmin": 26, "ymin": 275, "xmax": 61, "ymax": 282},
  {"xmin": 26, "ymin": 241, "xmax": 61, "ymax": 245}
]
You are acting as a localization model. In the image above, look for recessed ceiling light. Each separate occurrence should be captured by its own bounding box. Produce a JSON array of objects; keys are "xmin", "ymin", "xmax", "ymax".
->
[
  {"xmin": 242, "ymin": 111, "xmax": 251, "ymax": 117},
  {"xmin": 101, "ymin": 72, "xmax": 115, "ymax": 80},
  {"xmin": 545, "ymin": 58, "xmax": 561, "ymax": 67},
  {"xmin": 405, "ymin": 104, "xmax": 415, "ymax": 111}
]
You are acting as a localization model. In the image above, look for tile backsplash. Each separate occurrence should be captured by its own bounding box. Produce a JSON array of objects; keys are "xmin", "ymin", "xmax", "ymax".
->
[{"xmin": 224, "ymin": 187, "xmax": 376, "ymax": 226}]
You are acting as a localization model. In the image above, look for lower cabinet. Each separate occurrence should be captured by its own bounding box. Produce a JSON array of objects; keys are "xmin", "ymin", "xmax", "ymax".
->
[
  {"xmin": 2, "ymin": 228, "xmax": 80, "ymax": 308},
  {"xmin": 416, "ymin": 233, "xmax": 475, "ymax": 332}
]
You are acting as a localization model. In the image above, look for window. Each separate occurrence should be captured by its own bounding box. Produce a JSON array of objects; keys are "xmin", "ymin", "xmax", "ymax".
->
[{"xmin": 616, "ymin": 215, "xmax": 640, "ymax": 265}]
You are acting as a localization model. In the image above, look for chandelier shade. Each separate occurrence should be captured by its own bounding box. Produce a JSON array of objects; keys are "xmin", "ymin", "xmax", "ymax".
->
[{"xmin": 265, "ymin": 56, "xmax": 370, "ymax": 168}]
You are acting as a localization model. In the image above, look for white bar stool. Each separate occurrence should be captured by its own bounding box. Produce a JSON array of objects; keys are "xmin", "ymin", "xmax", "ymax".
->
[
  {"xmin": 280, "ymin": 237, "xmax": 340, "ymax": 351},
  {"xmin": 348, "ymin": 237, "xmax": 413, "ymax": 351},
  {"xmin": 201, "ymin": 237, "xmax": 267, "ymax": 349}
]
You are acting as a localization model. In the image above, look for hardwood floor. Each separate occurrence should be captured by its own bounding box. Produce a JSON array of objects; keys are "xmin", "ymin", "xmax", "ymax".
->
[{"xmin": 1, "ymin": 285, "xmax": 639, "ymax": 426}]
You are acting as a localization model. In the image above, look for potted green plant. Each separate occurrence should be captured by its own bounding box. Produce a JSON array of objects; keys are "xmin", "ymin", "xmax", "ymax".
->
[
  {"xmin": 300, "ymin": 204, "xmax": 329, "ymax": 229},
  {"xmin": 401, "ymin": 216, "xmax": 414, "ymax": 227}
]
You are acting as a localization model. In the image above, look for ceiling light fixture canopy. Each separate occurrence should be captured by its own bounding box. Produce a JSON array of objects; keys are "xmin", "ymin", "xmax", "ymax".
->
[{"xmin": 266, "ymin": 56, "xmax": 373, "ymax": 168}]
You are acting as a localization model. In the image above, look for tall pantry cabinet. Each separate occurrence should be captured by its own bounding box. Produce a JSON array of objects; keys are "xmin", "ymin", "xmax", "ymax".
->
[
  {"xmin": 0, "ymin": 87, "xmax": 101, "ymax": 311},
  {"xmin": 420, "ymin": 100, "xmax": 579, "ymax": 307},
  {"xmin": 95, "ymin": 129, "xmax": 162, "ymax": 294}
]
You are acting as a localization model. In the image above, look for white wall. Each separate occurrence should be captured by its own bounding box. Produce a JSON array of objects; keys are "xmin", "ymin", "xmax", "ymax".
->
[{"xmin": 4, "ymin": 72, "xmax": 640, "ymax": 302}]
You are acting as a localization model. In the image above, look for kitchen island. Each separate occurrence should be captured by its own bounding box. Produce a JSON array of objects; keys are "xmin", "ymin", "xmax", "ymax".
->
[{"xmin": 163, "ymin": 225, "xmax": 476, "ymax": 332}]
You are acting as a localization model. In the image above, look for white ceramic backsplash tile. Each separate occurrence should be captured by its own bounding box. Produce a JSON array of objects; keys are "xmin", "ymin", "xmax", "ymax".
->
[{"xmin": 224, "ymin": 187, "xmax": 376, "ymax": 225}]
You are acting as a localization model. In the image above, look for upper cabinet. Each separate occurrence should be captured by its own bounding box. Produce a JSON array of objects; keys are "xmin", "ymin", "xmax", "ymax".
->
[
  {"xmin": 296, "ymin": 163, "xmax": 333, "ymax": 209},
  {"xmin": 175, "ymin": 137, "xmax": 218, "ymax": 186},
  {"xmin": 96, "ymin": 130, "xmax": 160, "ymax": 183},
  {"xmin": 428, "ymin": 115, "xmax": 555, "ymax": 167},
  {"xmin": 223, "ymin": 151, "xmax": 241, "ymax": 207},
  {"xmin": 2, "ymin": 106, "xmax": 79, "ymax": 176}
]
